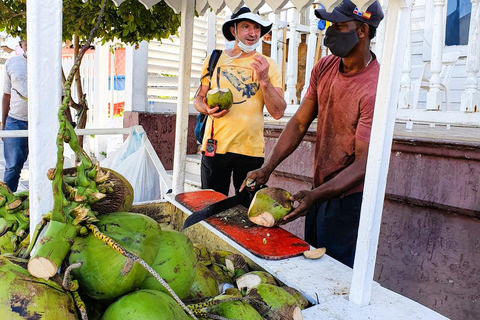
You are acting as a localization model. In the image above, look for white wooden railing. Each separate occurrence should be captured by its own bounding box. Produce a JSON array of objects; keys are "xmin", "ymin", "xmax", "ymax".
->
[
  {"xmin": 396, "ymin": 0, "xmax": 480, "ymax": 125},
  {"xmin": 144, "ymin": 2, "xmax": 479, "ymax": 126}
]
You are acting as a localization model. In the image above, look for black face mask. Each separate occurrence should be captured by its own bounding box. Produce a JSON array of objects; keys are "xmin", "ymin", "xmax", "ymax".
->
[{"xmin": 324, "ymin": 26, "xmax": 360, "ymax": 58}]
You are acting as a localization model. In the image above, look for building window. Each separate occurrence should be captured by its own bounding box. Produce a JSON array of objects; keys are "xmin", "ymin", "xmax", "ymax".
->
[{"xmin": 445, "ymin": 0, "xmax": 471, "ymax": 46}]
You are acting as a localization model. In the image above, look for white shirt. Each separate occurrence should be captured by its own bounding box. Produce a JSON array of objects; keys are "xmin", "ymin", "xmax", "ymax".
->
[{"xmin": 3, "ymin": 54, "xmax": 28, "ymax": 121}]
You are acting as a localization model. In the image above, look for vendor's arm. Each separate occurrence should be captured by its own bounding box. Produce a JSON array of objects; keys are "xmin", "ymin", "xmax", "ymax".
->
[
  {"xmin": 251, "ymin": 54, "xmax": 286, "ymax": 120},
  {"xmin": 283, "ymin": 138, "xmax": 369, "ymax": 222},
  {"xmin": 193, "ymin": 84, "xmax": 229, "ymax": 118},
  {"xmin": 241, "ymin": 97, "xmax": 317, "ymax": 190},
  {"xmin": 2, "ymin": 93, "xmax": 10, "ymax": 130}
]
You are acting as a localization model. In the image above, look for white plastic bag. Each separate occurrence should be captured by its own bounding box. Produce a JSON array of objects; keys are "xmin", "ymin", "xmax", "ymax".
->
[{"xmin": 100, "ymin": 127, "xmax": 170, "ymax": 203}]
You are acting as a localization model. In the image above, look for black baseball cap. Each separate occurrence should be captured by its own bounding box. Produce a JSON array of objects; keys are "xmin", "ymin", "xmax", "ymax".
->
[{"xmin": 315, "ymin": 0, "xmax": 384, "ymax": 28}]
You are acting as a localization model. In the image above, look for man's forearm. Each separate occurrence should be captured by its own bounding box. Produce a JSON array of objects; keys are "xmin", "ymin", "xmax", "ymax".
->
[
  {"xmin": 262, "ymin": 83, "xmax": 286, "ymax": 120},
  {"xmin": 263, "ymin": 115, "xmax": 309, "ymax": 174}
]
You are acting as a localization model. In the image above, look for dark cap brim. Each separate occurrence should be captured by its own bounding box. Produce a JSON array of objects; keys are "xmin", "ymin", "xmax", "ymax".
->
[{"xmin": 314, "ymin": 8, "xmax": 352, "ymax": 23}]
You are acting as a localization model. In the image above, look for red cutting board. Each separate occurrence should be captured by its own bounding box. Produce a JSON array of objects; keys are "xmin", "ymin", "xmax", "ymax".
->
[{"xmin": 175, "ymin": 190, "xmax": 310, "ymax": 260}]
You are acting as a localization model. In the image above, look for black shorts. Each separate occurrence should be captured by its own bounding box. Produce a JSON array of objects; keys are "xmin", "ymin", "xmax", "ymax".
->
[
  {"xmin": 201, "ymin": 152, "xmax": 264, "ymax": 196},
  {"xmin": 305, "ymin": 192, "xmax": 363, "ymax": 268}
]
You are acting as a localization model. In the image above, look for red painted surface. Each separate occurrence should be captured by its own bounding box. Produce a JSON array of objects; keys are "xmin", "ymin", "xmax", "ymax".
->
[{"xmin": 175, "ymin": 190, "xmax": 310, "ymax": 260}]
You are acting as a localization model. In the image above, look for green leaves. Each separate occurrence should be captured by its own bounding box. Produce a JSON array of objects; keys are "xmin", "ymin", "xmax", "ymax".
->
[{"xmin": 0, "ymin": 0, "xmax": 183, "ymax": 46}]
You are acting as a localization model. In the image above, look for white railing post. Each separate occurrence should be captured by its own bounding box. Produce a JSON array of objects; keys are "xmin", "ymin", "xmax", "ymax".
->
[
  {"xmin": 398, "ymin": 5, "xmax": 412, "ymax": 109},
  {"xmin": 27, "ymin": 0, "xmax": 62, "ymax": 230},
  {"xmin": 302, "ymin": 6, "xmax": 319, "ymax": 99},
  {"xmin": 285, "ymin": 9, "xmax": 299, "ymax": 104},
  {"xmin": 271, "ymin": 14, "xmax": 279, "ymax": 62},
  {"xmin": 125, "ymin": 41, "xmax": 148, "ymax": 113},
  {"xmin": 321, "ymin": 28, "xmax": 328, "ymax": 58},
  {"xmin": 350, "ymin": 0, "xmax": 412, "ymax": 306},
  {"xmin": 172, "ymin": 0, "xmax": 195, "ymax": 194},
  {"xmin": 93, "ymin": 44, "xmax": 110, "ymax": 161},
  {"xmin": 426, "ymin": 0, "xmax": 446, "ymax": 110},
  {"xmin": 277, "ymin": 14, "xmax": 285, "ymax": 72},
  {"xmin": 374, "ymin": 1, "xmax": 389, "ymax": 62},
  {"xmin": 206, "ymin": 10, "xmax": 217, "ymax": 53},
  {"xmin": 460, "ymin": 0, "xmax": 480, "ymax": 113}
]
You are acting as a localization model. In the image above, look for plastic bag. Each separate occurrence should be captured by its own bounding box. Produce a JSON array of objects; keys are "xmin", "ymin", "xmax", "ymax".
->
[{"xmin": 100, "ymin": 127, "xmax": 170, "ymax": 203}]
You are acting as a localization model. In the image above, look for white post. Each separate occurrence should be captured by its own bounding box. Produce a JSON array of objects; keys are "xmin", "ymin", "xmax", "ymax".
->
[
  {"xmin": 172, "ymin": 0, "xmax": 195, "ymax": 194},
  {"xmin": 302, "ymin": 6, "xmax": 318, "ymax": 99},
  {"xmin": 349, "ymin": 0, "xmax": 412, "ymax": 306},
  {"xmin": 398, "ymin": 5, "xmax": 412, "ymax": 109},
  {"xmin": 321, "ymin": 29, "xmax": 328, "ymax": 58},
  {"xmin": 285, "ymin": 9, "xmax": 299, "ymax": 104},
  {"xmin": 426, "ymin": 0, "xmax": 446, "ymax": 110},
  {"xmin": 125, "ymin": 41, "xmax": 149, "ymax": 113},
  {"xmin": 374, "ymin": 1, "xmax": 389, "ymax": 62},
  {"xmin": 93, "ymin": 44, "xmax": 110, "ymax": 161},
  {"xmin": 460, "ymin": 0, "xmax": 480, "ymax": 112},
  {"xmin": 27, "ymin": 0, "xmax": 63, "ymax": 230},
  {"xmin": 271, "ymin": 15, "xmax": 279, "ymax": 62},
  {"xmin": 206, "ymin": 10, "xmax": 217, "ymax": 53}
]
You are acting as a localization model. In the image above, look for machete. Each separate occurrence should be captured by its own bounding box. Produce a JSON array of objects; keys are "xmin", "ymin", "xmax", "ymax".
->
[{"xmin": 182, "ymin": 188, "xmax": 255, "ymax": 230}]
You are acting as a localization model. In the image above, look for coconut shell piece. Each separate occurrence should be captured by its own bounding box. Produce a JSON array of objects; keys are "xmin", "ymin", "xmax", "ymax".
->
[{"xmin": 303, "ymin": 247, "xmax": 326, "ymax": 260}]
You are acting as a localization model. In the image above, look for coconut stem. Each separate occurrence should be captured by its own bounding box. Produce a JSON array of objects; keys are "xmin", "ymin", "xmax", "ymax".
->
[
  {"xmin": 21, "ymin": 218, "xmax": 48, "ymax": 258},
  {"xmin": 63, "ymin": 262, "xmax": 82, "ymax": 290},
  {"xmin": 72, "ymin": 290, "xmax": 89, "ymax": 320},
  {"xmin": 194, "ymin": 313, "xmax": 239, "ymax": 320},
  {"xmin": 28, "ymin": 220, "xmax": 79, "ymax": 280},
  {"xmin": 187, "ymin": 297, "xmax": 243, "ymax": 313},
  {"xmin": 86, "ymin": 224, "xmax": 198, "ymax": 320}
]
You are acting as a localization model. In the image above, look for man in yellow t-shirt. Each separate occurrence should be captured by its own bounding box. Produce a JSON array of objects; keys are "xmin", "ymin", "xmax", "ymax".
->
[{"xmin": 193, "ymin": 7, "xmax": 286, "ymax": 196}]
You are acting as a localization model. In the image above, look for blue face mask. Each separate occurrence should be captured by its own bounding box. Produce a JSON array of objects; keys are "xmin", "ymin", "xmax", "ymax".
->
[
  {"xmin": 324, "ymin": 26, "xmax": 360, "ymax": 57},
  {"xmin": 225, "ymin": 41, "xmax": 235, "ymax": 50}
]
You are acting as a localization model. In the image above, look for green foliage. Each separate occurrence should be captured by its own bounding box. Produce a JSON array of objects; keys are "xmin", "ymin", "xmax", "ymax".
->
[
  {"xmin": 0, "ymin": 0, "xmax": 27, "ymax": 38},
  {"xmin": 0, "ymin": 0, "xmax": 182, "ymax": 45}
]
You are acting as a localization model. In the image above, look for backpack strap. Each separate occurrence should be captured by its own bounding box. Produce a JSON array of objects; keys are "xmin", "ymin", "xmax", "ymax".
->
[{"xmin": 196, "ymin": 49, "xmax": 223, "ymax": 96}]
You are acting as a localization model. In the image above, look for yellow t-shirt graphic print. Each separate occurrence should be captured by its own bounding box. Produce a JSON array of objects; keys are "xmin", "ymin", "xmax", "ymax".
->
[
  {"xmin": 219, "ymin": 66, "xmax": 259, "ymax": 103},
  {"xmin": 200, "ymin": 52, "xmax": 282, "ymax": 157}
]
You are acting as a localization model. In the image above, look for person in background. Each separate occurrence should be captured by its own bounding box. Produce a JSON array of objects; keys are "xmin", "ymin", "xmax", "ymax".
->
[
  {"xmin": 2, "ymin": 38, "xmax": 28, "ymax": 192},
  {"xmin": 194, "ymin": 7, "xmax": 286, "ymax": 196},
  {"xmin": 241, "ymin": 0, "xmax": 384, "ymax": 268}
]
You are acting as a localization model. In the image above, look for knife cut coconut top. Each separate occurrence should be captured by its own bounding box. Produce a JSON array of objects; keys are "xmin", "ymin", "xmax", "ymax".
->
[{"xmin": 247, "ymin": 187, "xmax": 293, "ymax": 227}]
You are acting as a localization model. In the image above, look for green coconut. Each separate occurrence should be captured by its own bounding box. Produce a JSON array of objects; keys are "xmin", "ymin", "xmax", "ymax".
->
[
  {"xmin": 235, "ymin": 270, "xmax": 278, "ymax": 294},
  {"xmin": 0, "ymin": 256, "xmax": 78, "ymax": 320},
  {"xmin": 206, "ymin": 87, "xmax": 233, "ymax": 111},
  {"xmin": 281, "ymin": 285, "xmax": 310, "ymax": 309},
  {"xmin": 186, "ymin": 263, "xmax": 220, "ymax": 299},
  {"xmin": 140, "ymin": 230, "xmax": 196, "ymax": 299},
  {"xmin": 210, "ymin": 300, "xmax": 263, "ymax": 320},
  {"xmin": 102, "ymin": 289, "xmax": 191, "ymax": 320},
  {"xmin": 68, "ymin": 212, "xmax": 162, "ymax": 300},
  {"xmin": 245, "ymin": 283, "xmax": 303, "ymax": 320},
  {"xmin": 247, "ymin": 187, "xmax": 293, "ymax": 227},
  {"xmin": 193, "ymin": 242, "xmax": 212, "ymax": 267}
]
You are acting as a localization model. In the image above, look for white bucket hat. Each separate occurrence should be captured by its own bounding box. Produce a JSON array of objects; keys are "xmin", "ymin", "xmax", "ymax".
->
[{"xmin": 222, "ymin": 7, "xmax": 272, "ymax": 41}]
